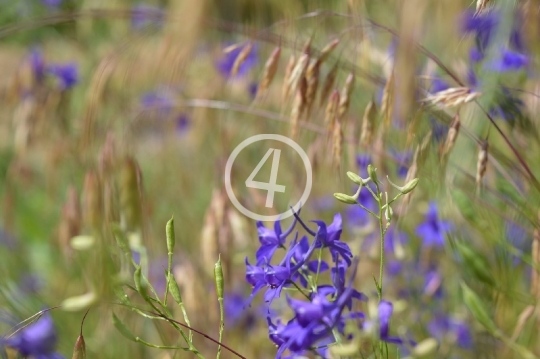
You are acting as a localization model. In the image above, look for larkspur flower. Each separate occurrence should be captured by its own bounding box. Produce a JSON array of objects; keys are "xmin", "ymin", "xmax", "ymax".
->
[
  {"xmin": 290, "ymin": 236, "xmax": 329, "ymax": 288},
  {"xmin": 216, "ymin": 43, "xmax": 258, "ymax": 79},
  {"xmin": 255, "ymin": 218, "xmax": 296, "ymax": 265},
  {"xmin": 378, "ymin": 300, "xmax": 405, "ymax": 344},
  {"xmin": 4, "ymin": 312, "xmax": 65, "ymax": 358},
  {"xmin": 245, "ymin": 236, "xmax": 316, "ymax": 305},
  {"xmin": 312, "ymin": 213, "xmax": 353, "ymax": 266},
  {"xmin": 47, "ymin": 63, "xmax": 78, "ymax": 90},
  {"xmin": 29, "ymin": 49, "xmax": 45, "ymax": 83},
  {"xmin": 415, "ymin": 202, "xmax": 452, "ymax": 248}
]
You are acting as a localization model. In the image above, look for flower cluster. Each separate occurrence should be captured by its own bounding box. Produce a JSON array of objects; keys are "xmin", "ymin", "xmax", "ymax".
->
[
  {"xmin": 26, "ymin": 49, "xmax": 79, "ymax": 92},
  {"xmin": 245, "ymin": 211, "xmax": 410, "ymax": 358}
]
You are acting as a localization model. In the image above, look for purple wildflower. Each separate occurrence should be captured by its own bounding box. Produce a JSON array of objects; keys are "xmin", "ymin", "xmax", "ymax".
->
[
  {"xmin": 29, "ymin": 49, "xmax": 45, "ymax": 83},
  {"xmin": 378, "ymin": 300, "xmax": 406, "ymax": 344},
  {"xmin": 216, "ymin": 43, "xmax": 258, "ymax": 79},
  {"xmin": 47, "ymin": 63, "xmax": 78, "ymax": 90},
  {"xmin": 255, "ymin": 218, "xmax": 297, "ymax": 265},
  {"xmin": 312, "ymin": 214, "xmax": 353, "ymax": 266},
  {"xmin": 415, "ymin": 202, "xmax": 452, "ymax": 248},
  {"xmin": 4, "ymin": 313, "xmax": 64, "ymax": 358},
  {"xmin": 41, "ymin": 0, "xmax": 62, "ymax": 7},
  {"xmin": 428, "ymin": 314, "xmax": 472, "ymax": 349},
  {"xmin": 489, "ymin": 49, "xmax": 529, "ymax": 72}
]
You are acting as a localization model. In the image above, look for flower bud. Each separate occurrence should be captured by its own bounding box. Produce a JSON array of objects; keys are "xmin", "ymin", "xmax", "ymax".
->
[
  {"xmin": 367, "ymin": 164, "xmax": 378, "ymax": 183},
  {"xmin": 334, "ymin": 193, "xmax": 357, "ymax": 205},
  {"xmin": 62, "ymin": 292, "xmax": 97, "ymax": 312},
  {"xmin": 347, "ymin": 171, "xmax": 363, "ymax": 185}
]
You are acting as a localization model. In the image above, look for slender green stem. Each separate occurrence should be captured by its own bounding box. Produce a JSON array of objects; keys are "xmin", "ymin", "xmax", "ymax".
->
[
  {"xmin": 314, "ymin": 248, "xmax": 323, "ymax": 285},
  {"xmin": 164, "ymin": 250, "xmax": 173, "ymax": 306},
  {"xmin": 216, "ymin": 298, "xmax": 224, "ymax": 359},
  {"xmin": 377, "ymin": 187, "xmax": 385, "ymax": 301}
]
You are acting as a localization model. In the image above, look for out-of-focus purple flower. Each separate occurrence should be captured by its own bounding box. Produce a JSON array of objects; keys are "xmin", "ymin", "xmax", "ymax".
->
[
  {"xmin": 18, "ymin": 274, "xmax": 43, "ymax": 295},
  {"xmin": 29, "ymin": 49, "xmax": 45, "ymax": 83},
  {"xmin": 356, "ymin": 154, "xmax": 371, "ymax": 178},
  {"xmin": 313, "ymin": 214, "xmax": 353, "ymax": 266},
  {"xmin": 428, "ymin": 314, "xmax": 472, "ymax": 349},
  {"xmin": 489, "ymin": 49, "xmax": 529, "ymax": 72},
  {"xmin": 378, "ymin": 300, "xmax": 404, "ymax": 344},
  {"xmin": 47, "ymin": 63, "xmax": 78, "ymax": 90},
  {"xmin": 5, "ymin": 312, "xmax": 64, "ymax": 358},
  {"xmin": 503, "ymin": 221, "xmax": 530, "ymax": 266},
  {"xmin": 461, "ymin": 10, "xmax": 499, "ymax": 51},
  {"xmin": 415, "ymin": 202, "xmax": 452, "ymax": 248},
  {"xmin": 430, "ymin": 77, "xmax": 449, "ymax": 93},
  {"xmin": 216, "ymin": 43, "xmax": 258, "ymax": 79},
  {"xmin": 176, "ymin": 114, "xmax": 190, "ymax": 134},
  {"xmin": 248, "ymin": 82, "xmax": 258, "ymax": 99},
  {"xmin": 0, "ymin": 228, "xmax": 17, "ymax": 249},
  {"xmin": 392, "ymin": 150, "xmax": 412, "ymax": 177},
  {"xmin": 309, "ymin": 195, "xmax": 335, "ymax": 212},
  {"xmin": 141, "ymin": 91, "xmax": 174, "ymax": 113},
  {"xmin": 224, "ymin": 291, "xmax": 263, "ymax": 328},
  {"xmin": 431, "ymin": 119, "xmax": 447, "ymax": 143},
  {"xmin": 131, "ymin": 5, "xmax": 165, "ymax": 30}
]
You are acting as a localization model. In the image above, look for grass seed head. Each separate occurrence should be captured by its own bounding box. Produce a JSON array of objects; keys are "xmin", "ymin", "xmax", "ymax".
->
[
  {"xmin": 318, "ymin": 39, "xmax": 340, "ymax": 65},
  {"xmin": 360, "ymin": 100, "xmax": 377, "ymax": 147},
  {"xmin": 319, "ymin": 62, "xmax": 339, "ymax": 107},
  {"xmin": 282, "ymin": 54, "xmax": 296, "ymax": 102},
  {"xmin": 442, "ymin": 113, "xmax": 461, "ymax": 156},
  {"xmin": 423, "ymin": 87, "xmax": 482, "ymax": 108},
  {"xmin": 476, "ymin": 141, "xmax": 489, "ymax": 187},
  {"xmin": 256, "ymin": 46, "xmax": 281, "ymax": 99},
  {"xmin": 230, "ymin": 42, "xmax": 254, "ymax": 78}
]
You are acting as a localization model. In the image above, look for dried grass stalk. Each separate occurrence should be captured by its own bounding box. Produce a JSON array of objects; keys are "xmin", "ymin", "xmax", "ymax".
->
[
  {"xmin": 476, "ymin": 141, "xmax": 489, "ymax": 187},
  {"xmin": 332, "ymin": 116, "xmax": 343, "ymax": 169},
  {"xmin": 423, "ymin": 87, "xmax": 482, "ymax": 108},
  {"xmin": 230, "ymin": 42, "xmax": 253, "ymax": 78},
  {"xmin": 442, "ymin": 113, "xmax": 461, "ymax": 156},
  {"xmin": 318, "ymin": 39, "xmax": 340, "ymax": 65},
  {"xmin": 290, "ymin": 77, "xmax": 307, "ymax": 140},
  {"xmin": 119, "ymin": 158, "xmax": 143, "ymax": 232},
  {"xmin": 287, "ymin": 52, "xmax": 310, "ymax": 101},
  {"xmin": 305, "ymin": 59, "xmax": 320, "ymax": 119},
  {"xmin": 510, "ymin": 305, "xmax": 535, "ymax": 343},
  {"xmin": 475, "ymin": 0, "xmax": 492, "ymax": 16},
  {"xmin": 381, "ymin": 72, "xmax": 394, "ymax": 128},
  {"xmin": 319, "ymin": 62, "xmax": 338, "ymax": 107},
  {"xmin": 359, "ymin": 100, "xmax": 377, "ymax": 147},
  {"xmin": 256, "ymin": 46, "xmax": 281, "ymax": 99},
  {"xmin": 282, "ymin": 54, "xmax": 296, "ymax": 102},
  {"xmin": 324, "ymin": 89, "xmax": 340, "ymax": 132},
  {"xmin": 338, "ymin": 72, "xmax": 355, "ymax": 121}
]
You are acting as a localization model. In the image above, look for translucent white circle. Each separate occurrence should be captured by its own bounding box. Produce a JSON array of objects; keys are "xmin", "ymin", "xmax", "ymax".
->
[{"xmin": 224, "ymin": 134, "xmax": 312, "ymax": 221}]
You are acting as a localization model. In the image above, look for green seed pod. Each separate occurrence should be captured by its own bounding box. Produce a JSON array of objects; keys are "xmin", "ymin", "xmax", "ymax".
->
[
  {"xmin": 214, "ymin": 255, "xmax": 224, "ymax": 299},
  {"xmin": 400, "ymin": 178, "xmax": 419, "ymax": 194},
  {"xmin": 71, "ymin": 335, "xmax": 86, "ymax": 359},
  {"xmin": 167, "ymin": 272, "xmax": 183, "ymax": 305},
  {"xmin": 333, "ymin": 193, "xmax": 357, "ymax": 205},
  {"xmin": 461, "ymin": 282, "xmax": 497, "ymax": 333},
  {"xmin": 346, "ymin": 171, "xmax": 363, "ymax": 185},
  {"xmin": 133, "ymin": 266, "xmax": 149, "ymax": 300},
  {"xmin": 166, "ymin": 216, "xmax": 175, "ymax": 254},
  {"xmin": 367, "ymin": 164, "xmax": 378, "ymax": 184}
]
